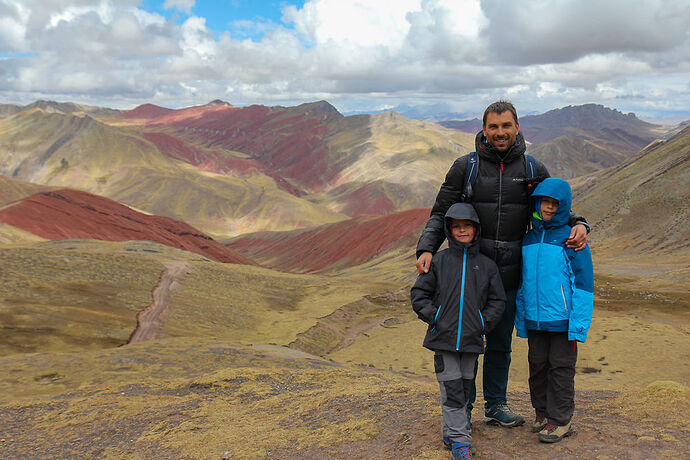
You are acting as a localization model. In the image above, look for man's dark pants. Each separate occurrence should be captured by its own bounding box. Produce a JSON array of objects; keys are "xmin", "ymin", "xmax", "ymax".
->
[{"xmin": 468, "ymin": 289, "xmax": 517, "ymax": 412}]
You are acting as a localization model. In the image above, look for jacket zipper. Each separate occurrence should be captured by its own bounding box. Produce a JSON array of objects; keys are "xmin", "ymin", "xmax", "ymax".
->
[
  {"xmin": 536, "ymin": 229, "xmax": 545, "ymax": 329},
  {"xmin": 478, "ymin": 309, "xmax": 485, "ymax": 332},
  {"xmin": 560, "ymin": 284, "xmax": 569, "ymax": 314},
  {"xmin": 495, "ymin": 161, "xmax": 504, "ymax": 243},
  {"xmin": 456, "ymin": 248, "xmax": 467, "ymax": 350}
]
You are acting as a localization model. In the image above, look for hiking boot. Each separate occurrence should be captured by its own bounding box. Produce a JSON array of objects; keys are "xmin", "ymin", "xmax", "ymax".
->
[
  {"xmin": 538, "ymin": 422, "xmax": 573, "ymax": 443},
  {"xmin": 531, "ymin": 415, "xmax": 547, "ymax": 433},
  {"xmin": 485, "ymin": 403, "xmax": 525, "ymax": 427},
  {"xmin": 450, "ymin": 442, "xmax": 473, "ymax": 460}
]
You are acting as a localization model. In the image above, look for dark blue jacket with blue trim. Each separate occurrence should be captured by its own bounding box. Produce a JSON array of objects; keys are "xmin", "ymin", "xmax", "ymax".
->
[
  {"xmin": 515, "ymin": 178, "xmax": 594, "ymax": 342},
  {"xmin": 411, "ymin": 203, "xmax": 506, "ymax": 353}
]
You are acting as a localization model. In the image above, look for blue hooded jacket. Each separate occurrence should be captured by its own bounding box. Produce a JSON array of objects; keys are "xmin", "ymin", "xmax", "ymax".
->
[{"xmin": 515, "ymin": 178, "xmax": 594, "ymax": 342}]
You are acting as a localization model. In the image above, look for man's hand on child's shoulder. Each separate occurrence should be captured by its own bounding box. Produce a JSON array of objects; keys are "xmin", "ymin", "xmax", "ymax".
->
[{"xmin": 566, "ymin": 223, "xmax": 588, "ymax": 251}]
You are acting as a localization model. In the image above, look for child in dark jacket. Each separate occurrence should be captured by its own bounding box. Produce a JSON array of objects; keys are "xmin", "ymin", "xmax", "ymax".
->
[
  {"xmin": 515, "ymin": 178, "xmax": 594, "ymax": 444},
  {"xmin": 411, "ymin": 202, "xmax": 506, "ymax": 459}
]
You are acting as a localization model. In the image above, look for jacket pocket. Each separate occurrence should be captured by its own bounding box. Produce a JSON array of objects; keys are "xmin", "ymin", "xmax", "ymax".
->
[
  {"xmin": 560, "ymin": 284, "xmax": 569, "ymax": 314},
  {"xmin": 431, "ymin": 304, "xmax": 444, "ymax": 333},
  {"xmin": 434, "ymin": 353, "xmax": 445, "ymax": 373}
]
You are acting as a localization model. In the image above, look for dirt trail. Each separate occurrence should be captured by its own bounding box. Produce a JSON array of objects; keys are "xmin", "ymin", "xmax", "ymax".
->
[{"xmin": 127, "ymin": 261, "xmax": 192, "ymax": 343}]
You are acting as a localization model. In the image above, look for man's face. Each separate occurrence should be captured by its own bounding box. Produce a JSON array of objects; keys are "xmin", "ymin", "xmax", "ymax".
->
[
  {"xmin": 449, "ymin": 218, "xmax": 476, "ymax": 243},
  {"xmin": 483, "ymin": 111, "xmax": 519, "ymax": 152}
]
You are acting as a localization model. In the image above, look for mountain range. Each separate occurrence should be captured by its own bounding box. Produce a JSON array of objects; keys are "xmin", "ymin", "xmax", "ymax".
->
[
  {"xmin": 0, "ymin": 98, "xmax": 688, "ymax": 458},
  {"xmin": 1, "ymin": 98, "xmax": 687, "ymax": 269},
  {"xmin": 440, "ymin": 104, "xmax": 672, "ymax": 178},
  {"xmin": 0, "ymin": 100, "xmax": 476, "ymax": 239}
]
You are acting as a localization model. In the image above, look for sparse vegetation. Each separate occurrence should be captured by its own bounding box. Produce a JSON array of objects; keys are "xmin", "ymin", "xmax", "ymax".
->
[{"xmin": 0, "ymin": 104, "xmax": 687, "ymax": 458}]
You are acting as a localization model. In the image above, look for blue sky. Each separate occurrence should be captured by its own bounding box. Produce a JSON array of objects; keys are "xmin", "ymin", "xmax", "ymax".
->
[
  {"xmin": 0, "ymin": 0, "xmax": 689, "ymax": 121},
  {"xmin": 141, "ymin": 1, "xmax": 304, "ymax": 39}
]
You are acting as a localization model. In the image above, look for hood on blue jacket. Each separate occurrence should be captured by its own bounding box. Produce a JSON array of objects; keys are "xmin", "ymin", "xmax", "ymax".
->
[
  {"xmin": 531, "ymin": 178, "xmax": 572, "ymax": 227},
  {"xmin": 444, "ymin": 202, "xmax": 481, "ymax": 250}
]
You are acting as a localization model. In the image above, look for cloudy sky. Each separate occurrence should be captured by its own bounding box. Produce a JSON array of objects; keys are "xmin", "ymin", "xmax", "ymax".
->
[{"xmin": 1, "ymin": 0, "xmax": 689, "ymax": 120}]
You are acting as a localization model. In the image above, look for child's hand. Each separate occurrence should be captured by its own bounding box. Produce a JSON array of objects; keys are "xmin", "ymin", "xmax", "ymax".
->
[{"xmin": 566, "ymin": 224, "xmax": 588, "ymax": 251}]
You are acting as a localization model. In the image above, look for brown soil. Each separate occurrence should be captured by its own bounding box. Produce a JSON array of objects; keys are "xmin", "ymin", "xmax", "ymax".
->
[{"xmin": 128, "ymin": 261, "xmax": 192, "ymax": 343}]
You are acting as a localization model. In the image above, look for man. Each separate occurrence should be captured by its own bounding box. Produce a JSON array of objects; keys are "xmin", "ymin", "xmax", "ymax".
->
[{"xmin": 416, "ymin": 100, "xmax": 589, "ymax": 428}]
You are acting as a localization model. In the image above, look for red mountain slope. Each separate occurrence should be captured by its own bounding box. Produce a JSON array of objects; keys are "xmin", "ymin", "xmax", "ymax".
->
[
  {"xmin": 226, "ymin": 208, "xmax": 429, "ymax": 273},
  {"xmin": 123, "ymin": 103, "xmax": 176, "ymax": 120},
  {"xmin": 142, "ymin": 131, "xmax": 303, "ymax": 196},
  {"xmin": 0, "ymin": 189, "xmax": 255, "ymax": 265},
  {"xmin": 125, "ymin": 101, "xmax": 343, "ymax": 192}
]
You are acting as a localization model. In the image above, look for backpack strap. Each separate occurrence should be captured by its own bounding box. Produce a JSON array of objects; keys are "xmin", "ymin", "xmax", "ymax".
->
[
  {"xmin": 525, "ymin": 154, "xmax": 537, "ymax": 179},
  {"xmin": 463, "ymin": 152, "xmax": 539, "ymax": 199},
  {"xmin": 461, "ymin": 151, "xmax": 479, "ymax": 201},
  {"xmin": 524, "ymin": 154, "xmax": 539, "ymax": 194}
]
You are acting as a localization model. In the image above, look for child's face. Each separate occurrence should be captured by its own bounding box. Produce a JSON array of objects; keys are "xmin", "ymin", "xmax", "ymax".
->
[
  {"xmin": 449, "ymin": 218, "xmax": 476, "ymax": 243},
  {"xmin": 540, "ymin": 197, "xmax": 559, "ymax": 221}
]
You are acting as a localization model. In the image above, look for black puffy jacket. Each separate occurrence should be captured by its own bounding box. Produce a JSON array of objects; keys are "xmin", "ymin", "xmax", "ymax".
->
[
  {"xmin": 411, "ymin": 203, "xmax": 505, "ymax": 353},
  {"xmin": 417, "ymin": 131, "xmax": 584, "ymax": 291}
]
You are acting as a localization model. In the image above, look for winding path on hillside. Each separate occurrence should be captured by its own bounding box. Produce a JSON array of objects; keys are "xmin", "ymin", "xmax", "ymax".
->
[{"xmin": 127, "ymin": 261, "xmax": 192, "ymax": 343}]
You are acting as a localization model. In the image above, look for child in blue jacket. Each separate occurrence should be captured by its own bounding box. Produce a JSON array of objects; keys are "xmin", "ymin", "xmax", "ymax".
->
[{"xmin": 515, "ymin": 178, "xmax": 593, "ymax": 444}]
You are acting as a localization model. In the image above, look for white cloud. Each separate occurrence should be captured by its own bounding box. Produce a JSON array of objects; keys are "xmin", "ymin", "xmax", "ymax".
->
[
  {"xmin": 0, "ymin": 0, "xmax": 688, "ymax": 119},
  {"xmin": 46, "ymin": 0, "xmax": 114, "ymax": 28},
  {"xmin": 285, "ymin": 0, "xmax": 421, "ymax": 49},
  {"xmin": 163, "ymin": 0, "xmax": 194, "ymax": 15},
  {"xmin": 180, "ymin": 15, "xmax": 216, "ymax": 59},
  {"xmin": 0, "ymin": 0, "xmax": 29, "ymax": 52}
]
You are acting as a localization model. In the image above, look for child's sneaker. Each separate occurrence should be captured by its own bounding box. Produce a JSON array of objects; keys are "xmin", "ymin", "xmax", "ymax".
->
[
  {"xmin": 485, "ymin": 403, "xmax": 525, "ymax": 427},
  {"xmin": 450, "ymin": 442, "xmax": 473, "ymax": 460},
  {"xmin": 443, "ymin": 436, "xmax": 452, "ymax": 450},
  {"xmin": 538, "ymin": 422, "xmax": 573, "ymax": 443},
  {"xmin": 531, "ymin": 415, "xmax": 547, "ymax": 433}
]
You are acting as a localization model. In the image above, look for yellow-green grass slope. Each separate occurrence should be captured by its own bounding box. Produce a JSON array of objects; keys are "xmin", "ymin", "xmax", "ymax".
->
[
  {"xmin": 572, "ymin": 125, "xmax": 690, "ymax": 294},
  {"xmin": 0, "ymin": 238, "xmax": 398, "ymax": 357},
  {"xmin": 0, "ymin": 241, "xmax": 688, "ymax": 458},
  {"xmin": 312, "ymin": 112, "xmax": 476, "ymax": 214}
]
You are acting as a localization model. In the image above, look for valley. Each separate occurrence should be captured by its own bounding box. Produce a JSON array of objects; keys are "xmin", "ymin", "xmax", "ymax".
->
[{"xmin": 0, "ymin": 100, "xmax": 688, "ymax": 459}]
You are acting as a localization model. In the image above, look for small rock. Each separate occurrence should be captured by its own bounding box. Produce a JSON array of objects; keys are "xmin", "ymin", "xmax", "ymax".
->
[
  {"xmin": 222, "ymin": 451, "xmax": 232, "ymax": 459},
  {"xmin": 396, "ymin": 432, "xmax": 411, "ymax": 444}
]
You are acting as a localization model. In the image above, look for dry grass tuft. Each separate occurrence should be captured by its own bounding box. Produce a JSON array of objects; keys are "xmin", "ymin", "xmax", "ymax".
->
[{"xmin": 616, "ymin": 381, "xmax": 690, "ymax": 429}]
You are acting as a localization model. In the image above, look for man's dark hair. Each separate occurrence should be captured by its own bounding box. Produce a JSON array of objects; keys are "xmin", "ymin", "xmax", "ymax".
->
[{"xmin": 483, "ymin": 100, "xmax": 518, "ymax": 127}]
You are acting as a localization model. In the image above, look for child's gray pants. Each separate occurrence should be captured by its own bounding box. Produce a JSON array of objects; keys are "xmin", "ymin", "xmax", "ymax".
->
[{"xmin": 435, "ymin": 350, "xmax": 478, "ymax": 445}]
